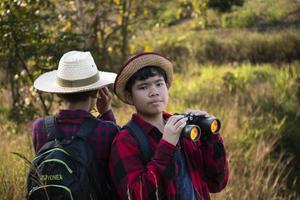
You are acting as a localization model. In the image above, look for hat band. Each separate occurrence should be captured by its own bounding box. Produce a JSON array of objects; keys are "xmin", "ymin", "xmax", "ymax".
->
[{"xmin": 56, "ymin": 73, "xmax": 99, "ymax": 87}]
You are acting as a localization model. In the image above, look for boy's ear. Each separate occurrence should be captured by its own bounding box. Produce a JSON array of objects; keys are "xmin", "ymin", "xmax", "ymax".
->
[{"xmin": 124, "ymin": 91, "xmax": 134, "ymax": 105}]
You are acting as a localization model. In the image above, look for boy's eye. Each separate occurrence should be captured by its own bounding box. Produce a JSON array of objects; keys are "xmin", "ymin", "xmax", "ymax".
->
[
  {"xmin": 138, "ymin": 86, "xmax": 147, "ymax": 90},
  {"xmin": 156, "ymin": 82, "xmax": 164, "ymax": 87}
]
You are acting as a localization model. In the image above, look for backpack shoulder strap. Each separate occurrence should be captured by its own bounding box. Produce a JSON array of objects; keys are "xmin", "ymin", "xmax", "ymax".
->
[
  {"xmin": 75, "ymin": 118, "xmax": 98, "ymax": 140},
  {"xmin": 124, "ymin": 120, "xmax": 175, "ymax": 183},
  {"xmin": 123, "ymin": 120, "xmax": 152, "ymax": 165},
  {"xmin": 44, "ymin": 116, "xmax": 62, "ymax": 141}
]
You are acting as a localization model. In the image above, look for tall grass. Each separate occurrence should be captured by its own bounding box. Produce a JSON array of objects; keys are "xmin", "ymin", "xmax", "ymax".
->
[
  {"xmin": 212, "ymin": 138, "xmax": 298, "ymax": 200},
  {"xmin": 0, "ymin": 132, "xmax": 33, "ymax": 200}
]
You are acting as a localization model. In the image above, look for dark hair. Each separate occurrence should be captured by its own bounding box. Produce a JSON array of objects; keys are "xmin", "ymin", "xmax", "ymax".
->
[
  {"xmin": 125, "ymin": 66, "xmax": 167, "ymax": 93},
  {"xmin": 57, "ymin": 90, "xmax": 97, "ymax": 103}
]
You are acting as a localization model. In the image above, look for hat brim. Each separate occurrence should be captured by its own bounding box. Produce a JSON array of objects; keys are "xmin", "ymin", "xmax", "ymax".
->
[
  {"xmin": 114, "ymin": 53, "xmax": 173, "ymax": 104},
  {"xmin": 34, "ymin": 70, "xmax": 116, "ymax": 93}
]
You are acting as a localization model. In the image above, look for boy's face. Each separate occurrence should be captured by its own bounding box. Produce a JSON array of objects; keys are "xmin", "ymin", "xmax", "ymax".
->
[{"xmin": 126, "ymin": 75, "xmax": 169, "ymax": 117}]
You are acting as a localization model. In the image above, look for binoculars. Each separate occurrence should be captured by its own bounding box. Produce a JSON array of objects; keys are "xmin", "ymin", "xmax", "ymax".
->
[{"xmin": 175, "ymin": 113, "xmax": 221, "ymax": 142}]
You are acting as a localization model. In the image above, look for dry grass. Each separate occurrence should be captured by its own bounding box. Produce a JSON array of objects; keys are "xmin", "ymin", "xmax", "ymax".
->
[
  {"xmin": 212, "ymin": 138, "xmax": 298, "ymax": 200},
  {"xmin": 0, "ymin": 132, "xmax": 34, "ymax": 200}
]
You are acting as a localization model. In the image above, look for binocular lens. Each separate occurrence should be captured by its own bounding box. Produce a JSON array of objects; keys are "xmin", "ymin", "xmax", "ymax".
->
[
  {"xmin": 210, "ymin": 119, "xmax": 220, "ymax": 133},
  {"xmin": 182, "ymin": 125, "xmax": 201, "ymax": 142},
  {"xmin": 190, "ymin": 126, "xmax": 200, "ymax": 141}
]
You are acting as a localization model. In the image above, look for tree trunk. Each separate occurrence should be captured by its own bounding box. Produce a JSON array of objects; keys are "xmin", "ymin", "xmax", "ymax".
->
[
  {"xmin": 121, "ymin": 0, "xmax": 131, "ymax": 62},
  {"xmin": 16, "ymin": 52, "xmax": 49, "ymax": 115},
  {"xmin": 7, "ymin": 53, "xmax": 19, "ymax": 109}
]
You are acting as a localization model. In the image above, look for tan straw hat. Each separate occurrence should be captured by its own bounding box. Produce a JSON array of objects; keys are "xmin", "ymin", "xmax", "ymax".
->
[
  {"xmin": 114, "ymin": 52, "xmax": 173, "ymax": 104},
  {"xmin": 34, "ymin": 51, "xmax": 116, "ymax": 93}
]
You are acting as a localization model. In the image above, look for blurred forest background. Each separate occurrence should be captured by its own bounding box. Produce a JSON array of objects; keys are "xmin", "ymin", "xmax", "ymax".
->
[{"xmin": 0, "ymin": 0, "xmax": 300, "ymax": 199}]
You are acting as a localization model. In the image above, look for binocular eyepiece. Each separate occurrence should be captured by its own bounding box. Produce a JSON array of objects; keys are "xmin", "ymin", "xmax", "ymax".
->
[{"xmin": 175, "ymin": 113, "xmax": 221, "ymax": 142}]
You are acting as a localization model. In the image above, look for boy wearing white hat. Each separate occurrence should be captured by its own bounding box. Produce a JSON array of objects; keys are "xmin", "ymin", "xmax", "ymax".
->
[
  {"xmin": 109, "ymin": 52, "xmax": 229, "ymax": 199},
  {"xmin": 32, "ymin": 51, "xmax": 119, "ymax": 199}
]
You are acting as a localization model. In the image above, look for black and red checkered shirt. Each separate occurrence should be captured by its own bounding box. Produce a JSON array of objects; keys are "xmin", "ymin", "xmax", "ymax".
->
[
  {"xmin": 109, "ymin": 112, "xmax": 229, "ymax": 200},
  {"xmin": 32, "ymin": 109, "xmax": 119, "ymax": 180}
]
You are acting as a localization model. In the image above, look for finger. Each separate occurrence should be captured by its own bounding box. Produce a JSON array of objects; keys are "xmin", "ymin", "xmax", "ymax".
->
[
  {"xmin": 105, "ymin": 88, "xmax": 112, "ymax": 98},
  {"xmin": 189, "ymin": 110, "xmax": 209, "ymax": 116},
  {"xmin": 98, "ymin": 89, "xmax": 107, "ymax": 98},
  {"xmin": 177, "ymin": 116, "xmax": 188, "ymax": 123},
  {"xmin": 167, "ymin": 115, "xmax": 184, "ymax": 125},
  {"xmin": 174, "ymin": 117, "xmax": 187, "ymax": 129},
  {"xmin": 96, "ymin": 97, "xmax": 102, "ymax": 103},
  {"xmin": 177, "ymin": 122, "xmax": 186, "ymax": 131},
  {"xmin": 175, "ymin": 122, "xmax": 187, "ymax": 132},
  {"xmin": 199, "ymin": 112, "xmax": 208, "ymax": 116},
  {"xmin": 101, "ymin": 87, "xmax": 112, "ymax": 99},
  {"xmin": 171, "ymin": 117, "xmax": 186, "ymax": 130},
  {"xmin": 101, "ymin": 87, "xmax": 109, "ymax": 95}
]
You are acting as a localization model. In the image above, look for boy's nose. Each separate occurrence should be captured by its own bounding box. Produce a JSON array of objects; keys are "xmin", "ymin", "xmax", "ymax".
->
[{"xmin": 149, "ymin": 87, "xmax": 159, "ymax": 97}]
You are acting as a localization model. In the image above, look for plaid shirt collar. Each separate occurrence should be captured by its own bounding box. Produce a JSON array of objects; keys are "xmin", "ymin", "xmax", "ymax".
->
[
  {"xmin": 131, "ymin": 112, "xmax": 172, "ymax": 135},
  {"xmin": 56, "ymin": 109, "xmax": 94, "ymax": 120}
]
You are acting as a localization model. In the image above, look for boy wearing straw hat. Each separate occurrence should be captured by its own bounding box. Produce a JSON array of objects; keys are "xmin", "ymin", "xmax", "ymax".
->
[
  {"xmin": 109, "ymin": 52, "xmax": 229, "ymax": 199},
  {"xmin": 32, "ymin": 51, "xmax": 119, "ymax": 198}
]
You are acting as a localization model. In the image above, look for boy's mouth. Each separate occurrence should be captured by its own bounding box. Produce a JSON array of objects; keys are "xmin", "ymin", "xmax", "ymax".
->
[{"xmin": 149, "ymin": 100, "xmax": 163, "ymax": 105}]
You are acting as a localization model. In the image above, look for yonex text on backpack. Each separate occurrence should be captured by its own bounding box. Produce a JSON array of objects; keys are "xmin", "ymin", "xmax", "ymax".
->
[{"xmin": 27, "ymin": 116, "xmax": 103, "ymax": 200}]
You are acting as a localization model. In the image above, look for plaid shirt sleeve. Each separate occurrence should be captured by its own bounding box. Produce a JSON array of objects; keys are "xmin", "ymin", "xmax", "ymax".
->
[
  {"xmin": 109, "ymin": 129, "xmax": 177, "ymax": 200},
  {"xmin": 32, "ymin": 117, "xmax": 48, "ymax": 153},
  {"xmin": 98, "ymin": 109, "xmax": 116, "ymax": 123},
  {"xmin": 198, "ymin": 134, "xmax": 229, "ymax": 193}
]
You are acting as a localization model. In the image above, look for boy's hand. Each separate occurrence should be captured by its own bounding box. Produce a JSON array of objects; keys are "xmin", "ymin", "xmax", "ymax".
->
[
  {"xmin": 162, "ymin": 115, "xmax": 188, "ymax": 146},
  {"xmin": 96, "ymin": 87, "xmax": 112, "ymax": 114}
]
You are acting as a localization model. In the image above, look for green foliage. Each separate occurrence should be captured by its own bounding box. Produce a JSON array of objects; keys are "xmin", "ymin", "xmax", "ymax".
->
[
  {"xmin": 148, "ymin": 0, "xmax": 193, "ymax": 27},
  {"xmin": 155, "ymin": 1, "xmax": 180, "ymax": 26},
  {"xmin": 192, "ymin": 29, "xmax": 300, "ymax": 64},
  {"xmin": 222, "ymin": 8, "xmax": 257, "ymax": 27},
  {"xmin": 222, "ymin": 0, "xmax": 300, "ymax": 28},
  {"xmin": 0, "ymin": 0, "xmax": 88, "ymax": 120},
  {"xmin": 0, "ymin": 105, "xmax": 18, "ymax": 135}
]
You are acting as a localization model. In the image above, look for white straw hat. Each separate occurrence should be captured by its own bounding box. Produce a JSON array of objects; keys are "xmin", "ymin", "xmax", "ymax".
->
[
  {"xmin": 34, "ymin": 51, "xmax": 116, "ymax": 93},
  {"xmin": 114, "ymin": 52, "xmax": 173, "ymax": 104}
]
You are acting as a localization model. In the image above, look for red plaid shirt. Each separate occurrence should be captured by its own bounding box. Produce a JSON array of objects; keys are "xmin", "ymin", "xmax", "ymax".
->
[
  {"xmin": 109, "ymin": 112, "xmax": 229, "ymax": 200},
  {"xmin": 32, "ymin": 109, "xmax": 119, "ymax": 183}
]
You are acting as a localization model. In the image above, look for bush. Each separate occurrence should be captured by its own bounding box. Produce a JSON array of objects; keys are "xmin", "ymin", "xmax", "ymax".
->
[
  {"xmin": 157, "ymin": 44, "xmax": 190, "ymax": 72},
  {"xmin": 231, "ymin": 9, "xmax": 258, "ymax": 28},
  {"xmin": 194, "ymin": 29, "xmax": 300, "ymax": 64},
  {"xmin": 220, "ymin": 0, "xmax": 299, "ymax": 28}
]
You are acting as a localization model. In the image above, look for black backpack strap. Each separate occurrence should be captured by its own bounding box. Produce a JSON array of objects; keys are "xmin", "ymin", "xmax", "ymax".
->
[
  {"xmin": 75, "ymin": 118, "xmax": 98, "ymax": 140},
  {"xmin": 124, "ymin": 120, "xmax": 152, "ymax": 165},
  {"xmin": 45, "ymin": 116, "xmax": 62, "ymax": 141},
  {"xmin": 124, "ymin": 120, "xmax": 174, "ymax": 199}
]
